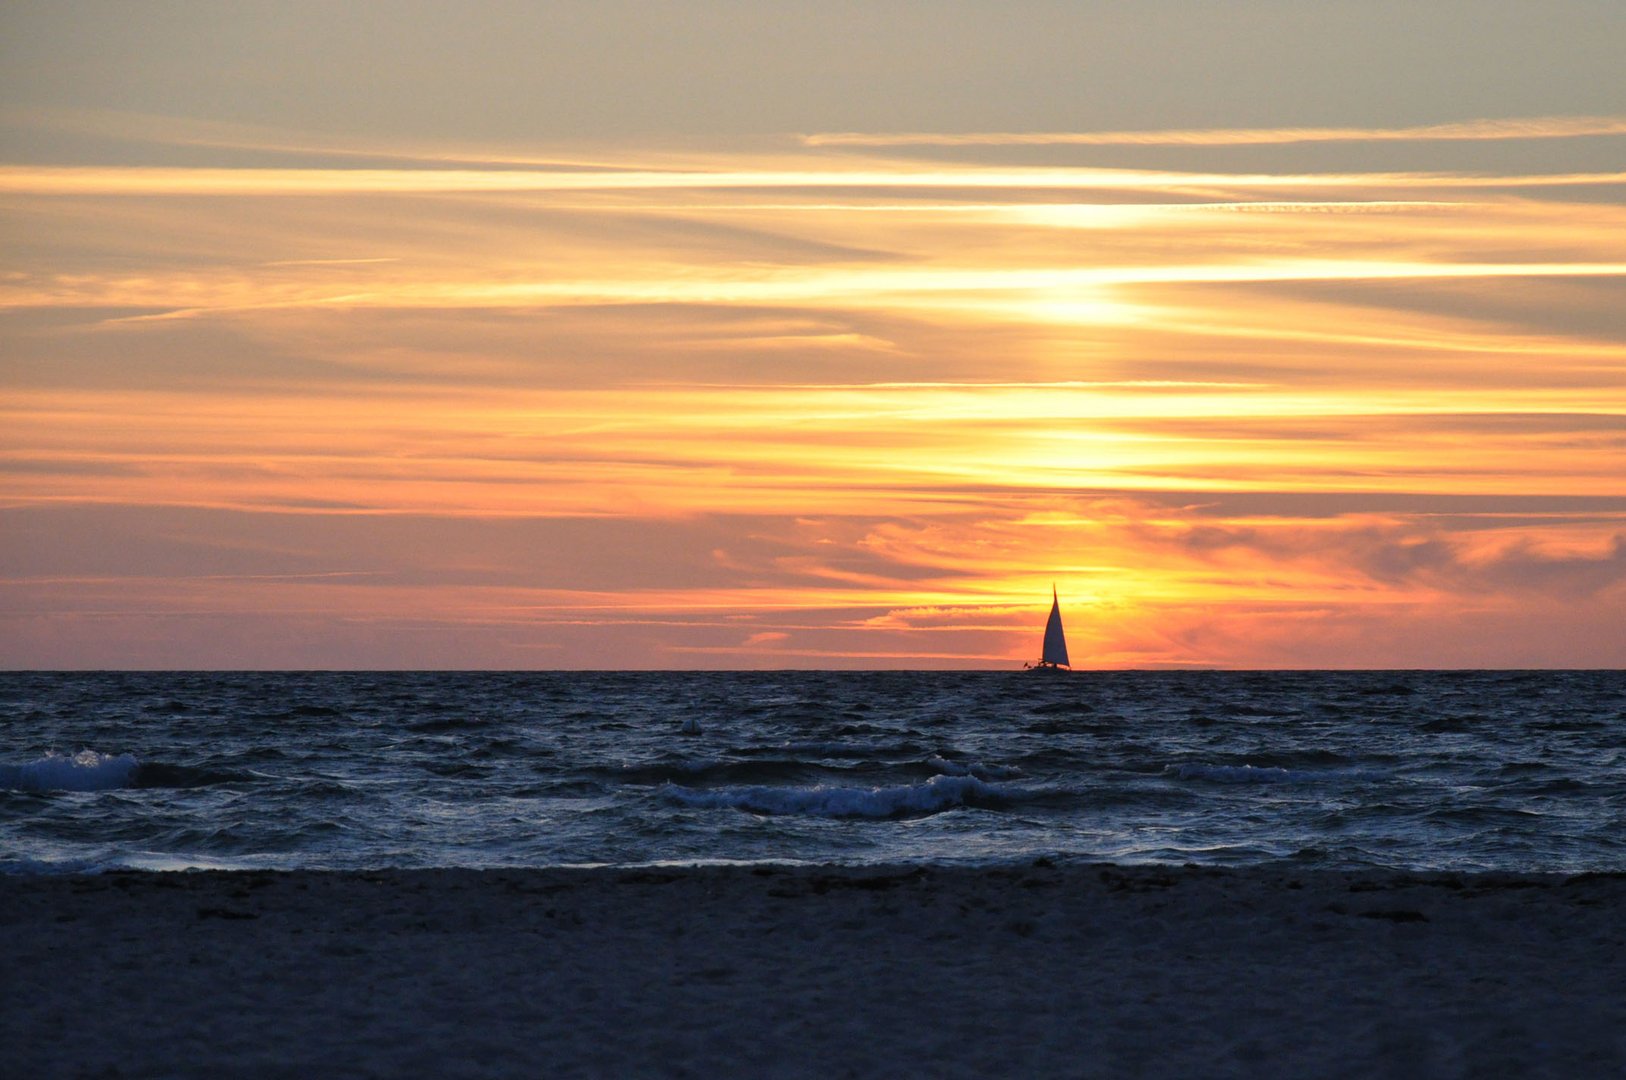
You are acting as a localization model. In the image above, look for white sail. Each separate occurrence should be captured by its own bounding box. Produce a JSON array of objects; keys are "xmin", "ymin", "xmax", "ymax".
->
[{"xmin": 1041, "ymin": 586, "xmax": 1070, "ymax": 667}]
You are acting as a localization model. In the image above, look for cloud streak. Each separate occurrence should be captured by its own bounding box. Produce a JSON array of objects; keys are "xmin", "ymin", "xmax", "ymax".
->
[
  {"xmin": 4, "ymin": 114, "xmax": 1625, "ymax": 666},
  {"xmin": 804, "ymin": 116, "xmax": 1626, "ymax": 148},
  {"xmin": 4, "ymin": 165, "xmax": 1626, "ymax": 197}
]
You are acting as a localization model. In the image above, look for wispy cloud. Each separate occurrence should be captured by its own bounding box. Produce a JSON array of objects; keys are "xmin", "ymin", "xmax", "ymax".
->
[
  {"xmin": 0, "ymin": 106, "xmax": 644, "ymax": 171},
  {"xmin": 805, "ymin": 116, "xmax": 1626, "ymax": 148},
  {"xmin": 4, "ymin": 164, "xmax": 1626, "ymax": 197},
  {"xmin": 5, "ymin": 116, "xmax": 1625, "ymax": 666}
]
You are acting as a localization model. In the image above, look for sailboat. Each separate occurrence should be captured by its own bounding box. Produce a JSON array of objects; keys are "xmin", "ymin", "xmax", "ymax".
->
[{"xmin": 1025, "ymin": 585, "xmax": 1071, "ymax": 672}]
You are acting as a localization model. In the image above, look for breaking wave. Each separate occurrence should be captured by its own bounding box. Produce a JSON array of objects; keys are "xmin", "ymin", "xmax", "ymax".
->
[
  {"xmin": 661, "ymin": 774, "xmax": 1016, "ymax": 818},
  {"xmin": 926, "ymin": 756, "xmax": 1023, "ymax": 780},
  {"xmin": 1165, "ymin": 763, "xmax": 1382, "ymax": 785},
  {"xmin": 1, "ymin": 751, "xmax": 139, "ymax": 793},
  {"xmin": 0, "ymin": 752, "xmax": 251, "ymax": 793}
]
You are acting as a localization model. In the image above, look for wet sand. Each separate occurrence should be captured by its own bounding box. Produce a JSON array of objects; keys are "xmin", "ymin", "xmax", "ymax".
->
[{"xmin": 3, "ymin": 863, "xmax": 1623, "ymax": 1078}]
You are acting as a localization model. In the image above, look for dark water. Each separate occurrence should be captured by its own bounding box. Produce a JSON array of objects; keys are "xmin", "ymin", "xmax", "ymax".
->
[{"xmin": 3, "ymin": 671, "xmax": 1623, "ymax": 874}]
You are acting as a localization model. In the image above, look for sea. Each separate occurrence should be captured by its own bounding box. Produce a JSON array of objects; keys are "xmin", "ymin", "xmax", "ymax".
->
[{"xmin": 2, "ymin": 670, "xmax": 1623, "ymax": 875}]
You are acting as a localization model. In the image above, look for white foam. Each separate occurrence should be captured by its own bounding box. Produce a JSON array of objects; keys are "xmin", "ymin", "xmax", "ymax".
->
[
  {"xmin": 927, "ymin": 756, "xmax": 1023, "ymax": 780},
  {"xmin": 1167, "ymin": 764, "xmax": 1296, "ymax": 784},
  {"xmin": 1170, "ymin": 757, "xmax": 1346, "ymax": 783},
  {"xmin": 0, "ymin": 750, "xmax": 139, "ymax": 793},
  {"xmin": 662, "ymin": 774, "xmax": 1011, "ymax": 818},
  {"xmin": 1165, "ymin": 763, "xmax": 1381, "ymax": 785}
]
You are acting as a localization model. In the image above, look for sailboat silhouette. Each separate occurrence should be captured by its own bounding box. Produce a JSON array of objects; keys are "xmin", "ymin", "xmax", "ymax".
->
[{"xmin": 1025, "ymin": 585, "xmax": 1071, "ymax": 672}]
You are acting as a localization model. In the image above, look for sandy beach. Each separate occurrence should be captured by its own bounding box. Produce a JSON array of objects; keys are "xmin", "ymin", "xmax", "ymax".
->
[{"xmin": 4, "ymin": 863, "xmax": 1623, "ymax": 1078}]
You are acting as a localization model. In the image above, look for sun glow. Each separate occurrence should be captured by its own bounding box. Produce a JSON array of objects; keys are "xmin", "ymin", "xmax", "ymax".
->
[{"xmin": 5, "ymin": 114, "xmax": 1625, "ymax": 667}]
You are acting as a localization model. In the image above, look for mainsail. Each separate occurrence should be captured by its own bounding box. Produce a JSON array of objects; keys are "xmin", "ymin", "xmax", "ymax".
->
[{"xmin": 1041, "ymin": 585, "xmax": 1070, "ymax": 668}]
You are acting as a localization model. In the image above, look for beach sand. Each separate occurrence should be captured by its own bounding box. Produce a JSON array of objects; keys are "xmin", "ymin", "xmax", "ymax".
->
[{"xmin": 4, "ymin": 863, "xmax": 1623, "ymax": 1078}]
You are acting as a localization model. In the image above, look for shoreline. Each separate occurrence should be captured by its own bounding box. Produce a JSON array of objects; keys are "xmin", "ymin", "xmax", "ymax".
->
[{"xmin": 4, "ymin": 862, "xmax": 1623, "ymax": 1077}]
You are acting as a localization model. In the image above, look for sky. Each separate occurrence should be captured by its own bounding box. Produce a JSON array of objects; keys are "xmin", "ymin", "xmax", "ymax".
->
[{"xmin": 2, "ymin": 1, "xmax": 1624, "ymax": 669}]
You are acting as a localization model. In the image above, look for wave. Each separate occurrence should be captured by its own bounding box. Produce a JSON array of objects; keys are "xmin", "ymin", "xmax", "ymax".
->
[
  {"xmin": 1164, "ymin": 763, "xmax": 1382, "ymax": 785},
  {"xmin": 661, "ymin": 774, "xmax": 1016, "ymax": 818},
  {"xmin": 926, "ymin": 756, "xmax": 1023, "ymax": 780},
  {"xmin": 405, "ymin": 716, "xmax": 494, "ymax": 734},
  {"xmin": 0, "ymin": 752, "xmax": 258, "ymax": 792},
  {"xmin": 733, "ymin": 740, "xmax": 926, "ymax": 760},
  {"xmin": 608, "ymin": 757, "xmax": 834, "ymax": 788},
  {"xmin": 609, "ymin": 753, "xmax": 1022, "ymax": 790},
  {"xmin": 1030, "ymin": 700, "xmax": 1096, "ymax": 716},
  {"xmin": 134, "ymin": 762, "xmax": 258, "ymax": 789},
  {"xmin": 1, "ymin": 751, "xmax": 138, "ymax": 792}
]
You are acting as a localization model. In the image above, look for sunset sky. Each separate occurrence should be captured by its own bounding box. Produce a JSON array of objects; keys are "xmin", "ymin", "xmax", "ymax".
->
[{"xmin": 3, "ymin": 2, "xmax": 1624, "ymax": 668}]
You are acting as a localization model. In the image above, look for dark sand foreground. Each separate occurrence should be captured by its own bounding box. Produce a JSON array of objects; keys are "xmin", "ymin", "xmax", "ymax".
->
[{"xmin": 3, "ymin": 863, "xmax": 1623, "ymax": 1078}]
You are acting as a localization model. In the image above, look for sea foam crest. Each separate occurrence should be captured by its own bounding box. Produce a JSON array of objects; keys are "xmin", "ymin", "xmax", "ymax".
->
[
  {"xmin": 0, "ymin": 750, "xmax": 139, "ymax": 792},
  {"xmin": 1165, "ymin": 763, "xmax": 1378, "ymax": 785},
  {"xmin": 926, "ymin": 756, "xmax": 1023, "ymax": 780},
  {"xmin": 662, "ymin": 774, "xmax": 1010, "ymax": 818}
]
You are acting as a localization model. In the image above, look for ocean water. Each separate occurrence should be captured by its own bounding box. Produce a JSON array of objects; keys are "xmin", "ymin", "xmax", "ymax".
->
[{"xmin": 2, "ymin": 670, "xmax": 1623, "ymax": 874}]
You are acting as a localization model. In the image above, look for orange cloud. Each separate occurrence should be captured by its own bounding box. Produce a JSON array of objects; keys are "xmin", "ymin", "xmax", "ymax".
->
[{"xmin": 4, "ymin": 119, "xmax": 1624, "ymax": 667}]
